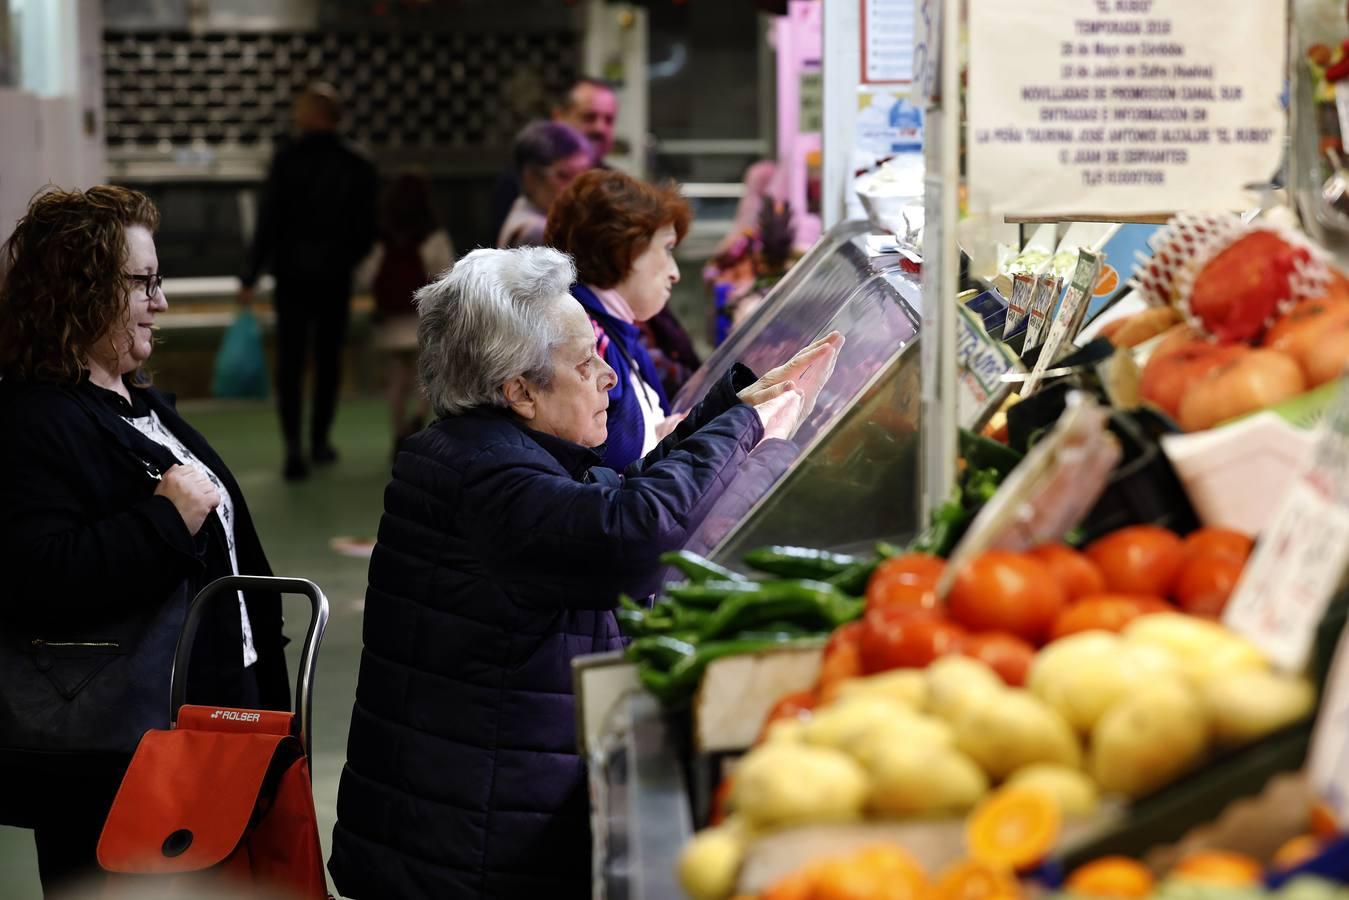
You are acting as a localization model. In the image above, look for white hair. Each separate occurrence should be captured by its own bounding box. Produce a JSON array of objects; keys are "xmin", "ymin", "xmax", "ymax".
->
[{"xmin": 416, "ymin": 246, "xmax": 577, "ymax": 416}]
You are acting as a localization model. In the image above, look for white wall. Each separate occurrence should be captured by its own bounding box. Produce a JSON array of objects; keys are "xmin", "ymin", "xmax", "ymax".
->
[{"xmin": 1, "ymin": 0, "xmax": 105, "ymax": 239}]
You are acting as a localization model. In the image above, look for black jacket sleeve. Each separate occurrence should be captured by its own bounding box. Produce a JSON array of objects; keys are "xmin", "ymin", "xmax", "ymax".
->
[
  {"xmin": 0, "ymin": 414, "xmax": 201, "ymax": 622},
  {"xmin": 242, "ymin": 150, "xmax": 284, "ymax": 288},
  {"xmin": 466, "ymin": 403, "xmax": 765, "ymax": 608},
  {"xmin": 627, "ymin": 363, "xmax": 758, "ymax": 475}
]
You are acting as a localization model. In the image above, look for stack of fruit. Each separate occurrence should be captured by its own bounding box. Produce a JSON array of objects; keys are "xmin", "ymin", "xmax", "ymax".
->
[
  {"xmin": 674, "ymin": 525, "xmax": 1319, "ymax": 900},
  {"xmin": 1105, "ymin": 216, "xmax": 1349, "ymax": 432},
  {"xmin": 817, "ymin": 524, "xmax": 1256, "ymax": 703},
  {"xmin": 722, "ymin": 801, "xmax": 1345, "ymax": 900}
]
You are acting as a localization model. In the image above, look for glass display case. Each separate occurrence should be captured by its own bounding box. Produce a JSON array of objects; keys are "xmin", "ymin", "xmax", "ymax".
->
[{"xmin": 675, "ymin": 219, "xmax": 928, "ymax": 568}]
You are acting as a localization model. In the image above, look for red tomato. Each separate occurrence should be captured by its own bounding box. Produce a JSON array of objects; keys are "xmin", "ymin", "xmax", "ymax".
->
[
  {"xmin": 1049, "ymin": 594, "xmax": 1160, "ymax": 640},
  {"xmin": 816, "ymin": 622, "xmax": 864, "ymax": 702},
  {"xmin": 859, "ymin": 606, "xmax": 965, "ymax": 674},
  {"xmin": 1172, "ymin": 554, "xmax": 1244, "ymax": 618},
  {"xmin": 1182, "ymin": 527, "xmax": 1254, "ymax": 564},
  {"xmin": 865, "ymin": 553, "xmax": 945, "ymax": 614},
  {"xmin": 1029, "ymin": 544, "xmax": 1108, "ymax": 602},
  {"xmin": 962, "ymin": 632, "xmax": 1036, "ymax": 686},
  {"xmin": 946, "ymin": 551, "xmax": 1067, "ymax": 644},
  {"xmin": 756, "ymin": 690, "xmax": 816, "ymax": 744},
  {"xmin": 1085, "ymin": 525, "xmax": 1186, "ymax": 597}
]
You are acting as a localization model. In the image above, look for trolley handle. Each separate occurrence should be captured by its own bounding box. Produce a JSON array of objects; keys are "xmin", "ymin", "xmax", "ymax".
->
[{"xmin": 169, "ymin": 575, "xmax": 330, "ymax": 761}]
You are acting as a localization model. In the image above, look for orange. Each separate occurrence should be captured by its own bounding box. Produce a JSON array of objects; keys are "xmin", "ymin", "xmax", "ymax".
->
[
  {"xmin": 1094, "ymin": 265, "xmax": 1120, "ymax": 297},
  {"xmin": 1311, "ymin": 801, "xmax": 1341, "ymax": 839},
  {"xmin": 1271, "ymin": 835, "xmax": 1324, "ymax": 870},
  {"xmin": 1065, "ymin": 856, "xmax": 1155, "ymax": 898},
  {"xmin": 966, "ymin": 787, "xmax": 1062, "ymax": 871},
  {"xmin": 1172, "ymin": 850, "xmax": 1263, "ymax": 886},
  {"xmin": 937, "ymin": 858, "xmax": 1022, "ymax": 900},
  {"xmin": 812, "ymin": 846, "xmax": 930, "ymax": 900}
]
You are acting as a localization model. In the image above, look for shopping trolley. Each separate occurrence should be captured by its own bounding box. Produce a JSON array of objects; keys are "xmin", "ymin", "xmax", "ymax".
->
[{"xmin": 97, "ymin": 575, "xmax": 331, "ymax": 898}]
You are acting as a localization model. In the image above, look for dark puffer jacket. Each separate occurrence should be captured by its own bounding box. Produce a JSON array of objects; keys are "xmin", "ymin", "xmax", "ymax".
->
[{"xmin": 329, "ymin": 367, "xmax": 762, "ymax": 899}]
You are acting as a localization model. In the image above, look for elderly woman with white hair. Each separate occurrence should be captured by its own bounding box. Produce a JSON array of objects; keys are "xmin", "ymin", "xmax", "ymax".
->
[{"xmin": 329, "ymin": 246, "xmax": 841, "ymax": 899}]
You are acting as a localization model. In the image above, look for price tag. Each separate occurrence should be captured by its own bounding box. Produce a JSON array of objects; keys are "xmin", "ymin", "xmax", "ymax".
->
[
  {"xmin": 1308, "ymin": 623, "xmax": 1349, "ymax": 825},
  {"xmin": 956, "ymin": 304, "xmax": 1020, "ymax": 427},
  {"xmin": 1224, "ymin": 374, "xmax": 1349, "ymax": 672}
]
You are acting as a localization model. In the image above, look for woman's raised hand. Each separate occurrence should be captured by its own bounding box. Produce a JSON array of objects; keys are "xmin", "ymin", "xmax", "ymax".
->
[
  {"xmin": 155, "ymin": 464, "xmax": 221, "ymax": 535},
  {"xmin": 752, "ymin": 387, "xmax": 806, "ymax": 442},
  {"xmin": 738, "ymin": 330, "xmax": 844, "ymax": 422}
]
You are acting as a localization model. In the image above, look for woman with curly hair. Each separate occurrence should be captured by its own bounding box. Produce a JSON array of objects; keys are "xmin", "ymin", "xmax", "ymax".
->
[
  {"xmin": 544, "ymin": 168, "xmax": 703, "ymax": 470},
  {"xmin": 0, "ymin": 185, "xmax": 290, "ymax": 894}
]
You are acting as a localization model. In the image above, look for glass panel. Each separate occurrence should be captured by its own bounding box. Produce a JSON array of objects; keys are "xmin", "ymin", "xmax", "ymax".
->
[
  {"xmin": 672, "ymin": 219, "xmax": 872, "ymax": 411},
  {"xmin": 711, "ymin": 339, "xmax": 924, "ymax": 566},
  {"xmin": 674, "ymin": 223, "xmax": 925, "ymax": 565}
]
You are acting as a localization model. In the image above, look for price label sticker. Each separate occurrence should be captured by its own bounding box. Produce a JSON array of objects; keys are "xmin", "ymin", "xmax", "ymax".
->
[{"xmin": 1224, "ymin": 374, "xmax": 1349, "ymax": 673}]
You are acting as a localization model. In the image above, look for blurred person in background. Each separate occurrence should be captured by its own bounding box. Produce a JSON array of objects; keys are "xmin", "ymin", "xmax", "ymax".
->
[
  {"xmin": 489, "ymin": 77, "xmax": 618, "ymax": 239},
  {"xmin": 496, "ymin": 121, "xmax": 592, "ymax": 249},
  {"xmin": 0, "ymin": 186, "xmax": 290, "ymax": 896},
  {"xmin": 237, "ymin": 82, "xmax": 378, "ymax": 481},
  {"xmin": 544, "ymin": 169, "xmax": 703, "ymax": 470},
  {"xmin": 357, "ymin": 171, "xmax": 455, "ymax": 457},
  {"xmin": 328, "ymin": 246, "xmax": 838, "ymax": 900}
]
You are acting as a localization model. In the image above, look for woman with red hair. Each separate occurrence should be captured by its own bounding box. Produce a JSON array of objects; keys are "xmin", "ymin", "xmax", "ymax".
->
[{"xmin": 544, "ymin": 169, "xmax": 700, "ymax": 470}]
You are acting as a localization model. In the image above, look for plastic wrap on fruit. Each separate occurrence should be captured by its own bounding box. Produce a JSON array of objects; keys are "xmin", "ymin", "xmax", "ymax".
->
[
  {"xmin": 1188, "ymin": 231, "xmax": 1315, "ymax": 342},
  {"xmin": 1134, "ymin": 214, "xmax": 1333, "ymax": 343}
]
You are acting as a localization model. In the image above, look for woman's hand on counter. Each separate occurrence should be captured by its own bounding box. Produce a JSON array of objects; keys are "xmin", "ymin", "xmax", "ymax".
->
[{"xmin": 738, "ymin": 330, "xmax": 844, "ymax": 422}]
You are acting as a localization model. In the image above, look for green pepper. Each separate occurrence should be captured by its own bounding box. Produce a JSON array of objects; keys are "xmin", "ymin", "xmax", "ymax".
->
[
  {"xmin": 669, "ymin": 603, "xmax": 714, "ymax": 632},
  {"xmin": 695, "ymin": 580, "xmax": 858, "ymax": 641},
  {"xmin": 963, "ymin": 466, "xmax": 1001, "ymax": 506},
  {"xmin": 615, "ymin": 607, "xmax": 648, "ymax": 637},
  {"xmin": 828, "ymin": 558, "xmax": 879, "ymax": 596},
  {"xmin": 625, "ymin": 634, "xmax": 697, "ymax": 668},
  {"xmin": 666, "ymin": 579, "xmax": 764, "ymax": 608},
  {"xmin": 959, "ymin": 427, "xmax": 1023, "ymax": 477},
  {"xmin": 907, "ymin": 497, "xmax": 967, "ymax": 557},
  {"xmin": 638, "ymin": 666, "xmax": 680, "ymax": 704},
  {"xmin": 660, "ymin": 551, "xmax": 747, "ymax": 584},
  {"xmin": 742, "ymin": 546, "xmax": 863, "ymax": 580}
]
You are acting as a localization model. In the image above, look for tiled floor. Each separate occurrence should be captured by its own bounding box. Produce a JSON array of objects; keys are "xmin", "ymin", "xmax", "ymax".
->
[{"xmin": 0, "ymin": 396, "xmax": 395, "ymax": 897}]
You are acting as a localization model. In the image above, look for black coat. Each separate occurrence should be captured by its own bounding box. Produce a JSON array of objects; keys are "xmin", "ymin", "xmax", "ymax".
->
[
  {"xmin": 329, "ymin": 366, "xmax": 763, "ymax": 899},
  {"xmin": 242, "ymin": 130, "xmax": 378, "ymax": 289},
  {"xmin": 0, "ymin": 377, "xmax": 289, "ymax": 822}
]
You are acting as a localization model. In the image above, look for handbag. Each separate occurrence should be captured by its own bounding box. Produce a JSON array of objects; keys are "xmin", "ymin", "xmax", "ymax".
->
[
  {"xmin": 211, "ymin": 309, "xmax": 270, "ymax": 399},
  {"xmin": 0, "ymin": 593, "xmax": 187, "ymax": 755}
]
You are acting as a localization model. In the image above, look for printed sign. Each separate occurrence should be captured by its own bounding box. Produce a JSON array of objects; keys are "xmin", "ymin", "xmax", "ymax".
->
[
  {"xmin": 861, "ymin": 0, "xmax": 916, "ymax": 85},
  {"xmin": 968, "ymin": 0, "xmax": 1286, "ymax": 216},
  {"xmin": 1225, "ymin": 375, "xmax": 1349, "ymax": 672}
]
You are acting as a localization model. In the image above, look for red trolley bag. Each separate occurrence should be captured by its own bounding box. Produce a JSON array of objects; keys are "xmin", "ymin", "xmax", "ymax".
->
[{"xmin": 96, "ymin": 575, "xmax": 331, "ymax": 899}]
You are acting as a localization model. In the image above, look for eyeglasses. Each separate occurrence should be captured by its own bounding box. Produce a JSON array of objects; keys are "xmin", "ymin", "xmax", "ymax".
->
[{"xmin": 124, "ymin": 273, "xmax": 164, "ymax": 299}]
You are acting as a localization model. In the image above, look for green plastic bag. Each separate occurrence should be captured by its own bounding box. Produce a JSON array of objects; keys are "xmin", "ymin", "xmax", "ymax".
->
[{"xmin": 211, "ymin": 310, "xmax": 269, "ymax": 399}]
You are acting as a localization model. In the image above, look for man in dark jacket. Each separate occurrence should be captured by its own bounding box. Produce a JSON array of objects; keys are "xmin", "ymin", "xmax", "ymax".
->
[
  {"xmin": 238, "ymin": 83, "xmax": 378, "ymax": 480},
  {"xmin": 328, "ymin": 247, "xmax": 839, "ymax": 899}
]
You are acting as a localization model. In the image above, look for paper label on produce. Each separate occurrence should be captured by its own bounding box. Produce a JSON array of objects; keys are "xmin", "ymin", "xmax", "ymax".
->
[
  {"xmin": 1024, "ymin": 251, "xmax": 1103, "ymax": 396},
  {"xmin": 967, "ymin": 0, "xmax": 1286, "ymax": 217},
  {"xmin": 1224, "ymin": 379, "xmax": 1349, "ymax": 673},
  {"xmin": 1023, "ymin": 274, "xmax": 1063, "ymax": 352},
  {"xmin": 1005, "ymin": 273, "xmax": 1035, "ymax": 338},
  {"xmin": 957, "ymin": 305, "xmax": 1021, "ymax": 426},
  {"xmin": 1309, "ymin": 625, "xmax": 1349, "ymax": 825}
]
